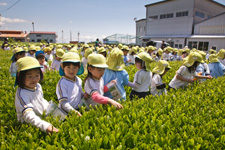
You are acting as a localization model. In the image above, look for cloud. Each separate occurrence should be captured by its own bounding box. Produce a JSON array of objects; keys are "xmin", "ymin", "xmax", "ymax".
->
[
  {"xmin": 0, "ymin": 17, "xmax": 30, "ymax": 25},
  {"xmin": 69, "ymin": 21, "xmax": 73, "ymax": 24},
  {"xmin": 0, "ymin": 3, "xmax": 7, "ymax": 6}
]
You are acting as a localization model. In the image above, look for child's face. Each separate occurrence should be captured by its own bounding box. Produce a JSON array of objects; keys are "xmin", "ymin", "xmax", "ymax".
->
[
  {"xmin": 56, "ymin": 56, "xmax": 61, "ymax": 61},
  {"xmin": 123, "ymin": 50, "xmax": 128, "ymax": 56},
  {"xmin": 88, "ymin": 67, "xmax": 105, "ymax": 80},
  {"xmin": 135, "ymin": 62, "xmax": 142, "ymax": 70},
  {"xmin": 24, "ymin": 69, "xmax": 40, "ymax": 89},
  {"xmin": 29, "ymin": 50, "xmax": 36, "ymax": 55},
  {"xmin": 63, "ymin": 64, "xmax": 79, "ymax": 80},
  {"xmin": 16, "ymin": 52, "xmax": 25, "ymax": 60},
  {"xmin": 38, "ymin": 57, "xmax": 45, "ymax": 65},
  {"xmin": 47, "ymin": 51, "xmax": 51, "ymax": 55}
]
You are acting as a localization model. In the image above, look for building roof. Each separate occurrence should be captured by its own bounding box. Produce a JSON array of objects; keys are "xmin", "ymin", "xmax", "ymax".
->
[
  {"xmin": 136, "ymin": 18, "xmax": 146, "ymax": 22},
  {"xmin": 145, "ymin": 0, "xmax": 225, "ymax": 8},
  {"xmin": 0, "ymin": 30, "xmax": 28, "ymax": 38},
  {"xmin": 29, "ymin": 31, "xmax": 56, "ymax": 35},
  {"xmin": 141, "ymin": 34, "xmax": 225, "ymax": 39}
]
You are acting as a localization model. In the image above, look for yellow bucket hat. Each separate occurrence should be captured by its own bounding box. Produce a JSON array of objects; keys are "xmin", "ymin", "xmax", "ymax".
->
[
  {"xmin": 106, "ymin": 48, "xmax": 125, "ymax": 71},
  {"xmin": 87, "ymin": 53, "xmax": 108, "ymax": 68},
  {"xmin": 56, "ymin": 44, "xmax": 63, "ymax": 49},
  {"xmin": 16, "ymin": 57, "xmax": 41, "ymax": 72},
  {"xmin": 198, "ymin": 51, "xmax": 207, "ymax": 62},
  {"xmin": 23, "ymin": 47, "xmax": 28, "ymax": 52},
  {"xmin": 122, "ymin": 45, "xmax": 129, "ymax": 51},
  {"xmin": 165, "ymin": 46, "xmax": 173, "ymax": 52},
  {"xmin": 129, "ymin": 47, "xmax": 138, "ymax": 54},
  {"xmin": 70, "ymin": 47, "xmax": 79, "ymax": 54},
  {"xmin": 28, "ymin": 45, "xmax": 36, "ymax": 51},
  {"xmin": 118, "ymin": 43, "xmax": 123, "ymax": 50},
  {"xmin": 209, "ymin": 54, "xmax": 219, "ymax": 63},
  {"xmin": 183, "ymin": 52, "xmax": 204, "ymax": 67},
  {"xmin": 62, "ymin": 52, "xmax": 80, "ymax": 63},
  {"xmin": 148, "ymin": 46, "xmax": 156, "ymax": 51},
  {"xmin": 55, "ymin": 49, "xmax": 65, "ymax": 58},
  {"xmin": 157, "ymin": 48, "xmax": 163, "ymax": 56},
  {"xmin": 173, "ymin": 48, "xmax": 178, "ymax": 53},
  {"xmin": 97, "ymin": 47, "xmax": 106, "ymax": 54},
  {"xmin": 83, "ymin": 44, "xmax": 89, "ymax": 48},
  {"xmin": 152, "ymin": 60, "xmax": 171, "ymax": 75},
  {"xmin": 139, "ymin": 47, "xmax": 145, "ymax": 53},
  {"xmin": 14, "ymin": 47, "xmax": 25, "ymax": 54},
  {"xmin": 217, "ymin": 49, "xmax": 225, "ymax": 59},
  {"xmin": 36, "ymin": 46, "xmax": 41, "ymax": 51},
  {"xmin": 136, "ymin": 52, "xmax": 153, "ymax": 71},
  {"xmin": 44, "ymin": 47, "xmax": 51, "ymax": 52},
  {"xmin": 178, "ymin": 49, "xmax": 183, "ymax": 56},
  {"xmin": 209, "ymin": 49, "xmax": 217, "ymax": 54},
  {"xmin": 84, "ymin": 48, "xmax": 93, "ymax": 58}
]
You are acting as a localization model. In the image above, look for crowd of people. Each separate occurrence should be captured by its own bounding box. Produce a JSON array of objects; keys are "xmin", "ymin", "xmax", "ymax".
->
[{"xmin": 2, "ymin": 41, "xmax": 225, "ymax": 134}]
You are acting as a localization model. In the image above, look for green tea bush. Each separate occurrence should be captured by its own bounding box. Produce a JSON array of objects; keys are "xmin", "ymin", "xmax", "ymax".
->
[{"xmin": 1, "ymin": 49, "xmax": 225, "ymax": 149}]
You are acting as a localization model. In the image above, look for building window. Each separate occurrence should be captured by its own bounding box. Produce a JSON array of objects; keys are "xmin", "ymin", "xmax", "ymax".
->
[
  {"xmin": 149, "ymin": 15, "xmax": 158, "ymax": 21},
  {"xmin": 176, "ymin": 11, "xmax": 188, "ymax": 17},
  {"xmin": 31, "ymin": 40, "xmax": 35, "ymax": 42},
  {"xmin": 160, "ymin": 13, "xmax": 173, "ymax": 19},
  {"xmin": 36, "ymin": 34, "xmax": 41, "ymax": 37},
  {"xmin": 198, "ymin": 42, "xmax": 209, "ymax": 51},
  {"xmin": 195, "ymin": 11, "xmax": 205, "ymax": 18},
  {"xmin": 188, "ymin": 41, "xmax": 198, "ymax": 49}
]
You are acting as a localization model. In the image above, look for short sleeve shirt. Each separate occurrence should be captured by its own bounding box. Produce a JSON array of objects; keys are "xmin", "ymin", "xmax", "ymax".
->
[
  {"xmin": 151, "ymin": 74, "xmax": 163, "ymax": 96},
  {"xmin": 132, "ymin": 69, "xmax": 152, "ymax": 92}
]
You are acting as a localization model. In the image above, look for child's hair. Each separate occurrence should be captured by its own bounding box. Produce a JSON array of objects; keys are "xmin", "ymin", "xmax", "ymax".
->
[
  {"xmin": 187, "ymin": 61, "xmax": 199, "ymax": 73},
  {"xmin": 62, "ymin": 62, "xmax": 80, "ymax": 68},
  {"xmin": 16, "ymin": 68, "xmax": 43, "ymax": 88},
  {"xmin": 100, "ymin": 52, "xmax": 107, "ymax": 57},
  {"xmin": 84, "ymin": 64, "xmax": 94, "ymax": 83},
  {"xmin": 13, "ymin": 51, "xmax": 25, "ymax": 62},
  {"xmin": 36, "ymin": 54, "xmax": 45, "ymax": 60},
  {"xmin": 152, "ymin": 67, "xmax": 170, "ymax": 77},
  {"xmin": 135, "ymin": 57, "xmax": 146, "ymax": 70}
]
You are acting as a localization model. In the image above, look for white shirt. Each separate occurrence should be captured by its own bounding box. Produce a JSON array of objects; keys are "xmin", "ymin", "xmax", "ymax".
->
[
  {"xmin": 219, "ymin": 59, "xmax": 225, "ymax": 66},
  {"xmin": 162, "ymin": 53, "xmax": 170, "ymax": 60},
  {"xmin": 151, "ymin": 74, "xmax": 167, "ymax": 96},
  {"xmin": 45, "ymin": 53, "xmax": 53, "ymax": 62},
  {"xmin": 15, "ymin": 83, "xmax": 51, "ymax": 132},
  {"xmin": 82, "ymin": 57, "xmax": 88, "ymax": 69},
  {"xmin": 26, "ymin": 53, "xmax": 35, "ymax": 57},
  {"xmin": 84, "ymin": 78, "xmax": 104, "ymax": 106},
  {"xmin": 128, "ymin": 54, "xmax": 136, "ymax": 64},
  {"xmin": 51, "ymin": 59, "xmax": 61, "ymax": 71},
  {"xmin": 132, "ymin": 69, "xmax": 152, "ymax": 92},
  {"xmin": 56, "ymin": 76, "xmax": 83, "ymax": 113},
  {"xmin": 169, "ymin": 65, "xmax": 197, "ymax": 89},
  {"xmin": 41, "ymin": 61, "xmax": 49, "ymax": 73}
]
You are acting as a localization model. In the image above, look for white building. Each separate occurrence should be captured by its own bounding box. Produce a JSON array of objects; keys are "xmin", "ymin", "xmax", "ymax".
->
[
  {"xmin": 29, "ymin": 31, "xmax": 57, "ymax": 43},
  {"xmin": 136, "ymin": 0, "xmax": 225, "ymax": 51}
]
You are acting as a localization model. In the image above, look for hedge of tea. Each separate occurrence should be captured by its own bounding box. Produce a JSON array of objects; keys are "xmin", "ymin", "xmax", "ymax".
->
[{"xmin": 1, "ymin": 49, "xmax": 225, "ymax": 149}]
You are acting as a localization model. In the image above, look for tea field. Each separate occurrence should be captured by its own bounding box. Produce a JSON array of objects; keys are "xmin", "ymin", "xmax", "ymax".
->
[{"xmin": 1, "ymin": 49, "xmax": 225, "ymax": 149}]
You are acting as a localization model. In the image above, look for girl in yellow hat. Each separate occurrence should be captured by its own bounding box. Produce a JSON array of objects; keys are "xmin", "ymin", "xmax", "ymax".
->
[
  {"xmin": 27, "ymin": 45, "xmax": 36, "ymax": 57},
  {"xmin": 151, "ymin": 60, "xmax": 171, "ymax": 96},
  {"xmin": 83, "ymin": 54, "xmax": 123, "ymax": 109},
  {"xmin": 10, "ymin": 47, "xmax": 26, "ymax": 77},
  {"xmin": 208, "ymin": 54, "xmax": 225, "ymax": 78},
  {"xmin": 102, "ymin": 48, "xmax": 129, "ymax": 100},
  {"xmin": 15, "ymin": 57, "xmax": 58, "ymax": 134},
  {"xmin": 128, "ymin": 47, "xmax": 138, "ymax": 65},
  {"xmin": 82, "ymin": 48, "xmax": 93, "ymax": 74},
  {"xmin": 169, "ymin": 52, "xmax": 212, "ymax": 89},
  {"xmin": 56, "ymin": 52, "xmax": 83, "ymax": 116},
  {"xmin": 51, "ymin": 49, "xmax": 64, "ymax": 71},
  {"xmin": 44, "ymin": 47, "xmax": 53, "ymax": 62},
  {"xmin": 128, "ymin": 52, "xmax": 153, "ymax": 99}
]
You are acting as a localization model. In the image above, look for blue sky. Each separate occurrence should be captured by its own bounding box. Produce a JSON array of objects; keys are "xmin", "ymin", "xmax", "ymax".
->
[{"xmin": 0, "ymin": 0, "xmax": 225, "ymax": 43}]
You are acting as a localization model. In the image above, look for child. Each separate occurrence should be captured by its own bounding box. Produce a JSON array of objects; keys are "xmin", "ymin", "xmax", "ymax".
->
[
  {"xmin": 169, "ymin": 52, "xmax": 212, "ymax": 89},
  {"xmin": 27, "ymin": 45, "xmax": 36, "ymax": 57},
  {"xmin": 82, "ymin": 48, "xmax": 93, "ymax": 74},
  {"xmin": 129, "ymin": 52, "xmax": 152, "ymax": 99},
  {"xmin": 84, "ymin": 54, "xmax": 123, "ymax": 109},
  {"xmin": 128, "ymin": 47, "xmax": 138, "ymax": 64},
  {"xmin": 122, "ymin": 45, "xmax": 131, "ymax": 66},
  {"xmin": 102, "ymin": 48, "xmax": 129, "ymax": 100},
  {"xmin": 162, "ymin": 47, "xmax": 172, "ymax": 61},
  {"xmin": 151, "ymin": 60, "xmax": 171, "ymax": 96},
  {"xmin": 44, "ymin": 47, "xmax": 53, "ymax": 62},
  {"xmin": 56, "ymin": 52, "xmax": 83, "ymax": 116},
  {"xmin": 154, "ymin": 48, "xmax": 163, "ymax": 62},
  {"xmin": 15, "ymin": 57, "xmax": 58, "ymax": 134},
  {"xmin": 51, "ymin": 49, "xmax": 64, "ymax": 71},
  {"xmin": 10, "ymin": 47, "xmax": 26, "ymax": 77},
  {"xmin": 208, "ymin": 54, "xmax": 225, "ymax": 78},
  {"xmin": 217, "ymin": 49, "xmax": 225, "ymax": 66},
  {"xmin": 36, "ymin": 51, "xmax": 50, "ymax": 73},
  {"xmin": 195, "ymin": 51, "xmax": 211, "ymax": 82}
]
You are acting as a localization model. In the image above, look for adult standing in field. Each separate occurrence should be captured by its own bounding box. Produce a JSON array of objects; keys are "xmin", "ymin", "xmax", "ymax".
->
[{"xmin": 161, "ymin": 40, "xmax": 167, "ymax": 49}]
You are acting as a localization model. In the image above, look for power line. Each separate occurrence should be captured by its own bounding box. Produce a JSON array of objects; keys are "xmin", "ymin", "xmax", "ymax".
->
[{"xmin": 1, "ymin": 0, "xmax": 21, "ymax": 13}]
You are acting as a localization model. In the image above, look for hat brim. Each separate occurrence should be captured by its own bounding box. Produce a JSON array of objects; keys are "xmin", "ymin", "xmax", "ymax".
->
[
  {"xmin": 91, "ymin": 64, "xmax": 108, "ymax": 68},
  {"xmin": 62, "ymin": 60, "xmax": 80, "ymax": 63}
]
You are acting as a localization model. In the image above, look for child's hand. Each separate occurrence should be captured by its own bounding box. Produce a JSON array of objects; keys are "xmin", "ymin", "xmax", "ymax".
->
[
  {"xmin": 46, "ymin": 125, "xmax": 59, "ymax": 135},
  {"xmin": 109, "ymin": 80, "xmax": 117, "ymax": 84},
  {"xmin": 84, "ymin": 92, "xmax": 90, "ymax": 99},
  {"xmin": 207, "ymin": 75, "xmax": 213, "ymax": 79},
  {"xmin": 188, "ymin": 79, "xmax": 194, "ymax": 84},
  {"xmin": 107, "ymin": 99, "xmax": 123, "ymax": 109},
  {"xmin": 74, "ymin": 110, "xmax": 82, "ymax": 117}
]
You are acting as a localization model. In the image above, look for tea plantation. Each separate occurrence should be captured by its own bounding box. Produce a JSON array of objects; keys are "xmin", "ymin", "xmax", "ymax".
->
[{"xmin": 1, "ymin": 49, "xmax": 225, "ymax": 149}]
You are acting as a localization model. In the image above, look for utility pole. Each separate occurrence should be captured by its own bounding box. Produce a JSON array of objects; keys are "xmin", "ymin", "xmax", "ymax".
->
[
  {"xmin": 78, "ymin": 31, "xmax": 80, "ymax": 43},
  {"xmin": 62, "ymin": 30, "xmax": 63, "ymax": 43},
  {"xmin": 70, "ymin": 30, "xmax": 72, "ymax": 42},
  {"xmin": 32, "ymin": 22, "xmax": 35, "ymax": 32}
]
